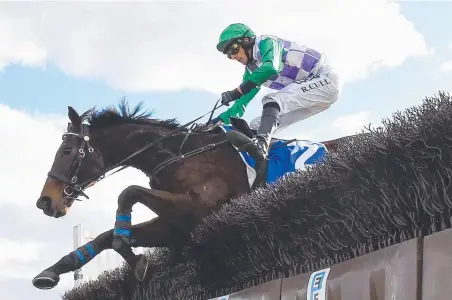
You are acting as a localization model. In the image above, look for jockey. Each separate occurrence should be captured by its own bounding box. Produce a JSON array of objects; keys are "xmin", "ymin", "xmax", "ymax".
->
[{"xmin": 207, "ymin": 23, "xmax": 343, "ymax": 172}]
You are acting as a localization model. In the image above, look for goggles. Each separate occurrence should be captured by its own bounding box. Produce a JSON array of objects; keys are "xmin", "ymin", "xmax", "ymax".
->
[{"xmin": 225, "ymin": 42, "xmax": 240, "ymax": 59}]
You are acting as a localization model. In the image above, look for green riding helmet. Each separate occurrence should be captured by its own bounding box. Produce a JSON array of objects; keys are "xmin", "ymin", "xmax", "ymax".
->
[{"xmin": 216, "ymin": 23, "xmax": 256, "ymax": 54}]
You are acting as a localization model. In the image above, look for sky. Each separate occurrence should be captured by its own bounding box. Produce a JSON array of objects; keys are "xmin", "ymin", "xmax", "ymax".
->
[{"xmin": 0, "ymin": 1, "xmax": 451, "ymax": 299}]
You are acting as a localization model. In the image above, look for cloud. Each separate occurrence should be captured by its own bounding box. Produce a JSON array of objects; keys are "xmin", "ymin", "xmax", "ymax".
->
[
  {"xmin": 0, "ymin": 277, "xmax": 66, "ymax": 300},
  {"xmin": 0, "ymin": 239, "xmax": 47, "ymax": 267},
  {"xmin": 0, "ymin": 0, "xmax": 430, "ymax": 94},
  {"xmin": 438, "ymin": 60, "xmax": 452, "ymax": 72},
  {"xmin": 0, "ymin": 104, "xmax": 154, "ymax": 299},
  {"xmin": 331, "ymin": 111, "xmax": 373, "ymax": 136}
]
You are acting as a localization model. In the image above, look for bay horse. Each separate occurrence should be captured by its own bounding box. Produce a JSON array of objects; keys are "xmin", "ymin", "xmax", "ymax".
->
[{"xmin": 32, "ymin": 101, "xmax": 343, "ymax": 290}]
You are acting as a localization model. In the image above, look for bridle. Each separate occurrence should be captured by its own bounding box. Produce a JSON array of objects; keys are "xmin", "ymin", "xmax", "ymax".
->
[
  {"xmin": 47, "ymin": 123, "xmax": 99, "ymax": 201},
  {"xmin": 46, "ymin": 100, "xmax": 225, "ymax": 202}
]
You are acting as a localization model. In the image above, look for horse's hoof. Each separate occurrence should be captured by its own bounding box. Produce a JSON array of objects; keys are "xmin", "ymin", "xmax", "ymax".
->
[
  {"xmin": 134, "ymin": 254, "xmax": 149, "ymax": 282},
  {"xmin": 32, "ymin": 270, "xmax": 60, "ymax": 289}
]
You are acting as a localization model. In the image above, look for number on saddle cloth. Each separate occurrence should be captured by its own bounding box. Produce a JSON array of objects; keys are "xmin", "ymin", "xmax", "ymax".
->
[{"xmin": 219, "ymin": 123, "xmax": 329, "ymax": 186}]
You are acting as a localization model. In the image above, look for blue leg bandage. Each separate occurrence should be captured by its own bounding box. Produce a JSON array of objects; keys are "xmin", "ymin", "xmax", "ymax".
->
[
  {"xmin": 72, "ymin": 242, "xmax": 97, "ymax": 266},
  {"xmin": 113, "ymin": 211, "xmax": 132, "ymax": 238}
]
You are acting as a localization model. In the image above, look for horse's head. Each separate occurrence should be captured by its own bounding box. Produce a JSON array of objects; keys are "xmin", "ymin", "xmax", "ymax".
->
[{"xmin": 36, "ymin": 106, "xmax": 105, "ymax": 218}]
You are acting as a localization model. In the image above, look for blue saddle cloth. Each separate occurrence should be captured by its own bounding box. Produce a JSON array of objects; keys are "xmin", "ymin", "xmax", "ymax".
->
[{"xmin": 219, "ymin": 125, "xmax": 328, "ymax": 186}]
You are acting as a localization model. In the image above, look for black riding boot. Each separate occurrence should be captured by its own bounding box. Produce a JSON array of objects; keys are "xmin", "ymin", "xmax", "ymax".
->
[{"xmin": 246, "ymin": 104, "xmax": 281, "ymax": 175}]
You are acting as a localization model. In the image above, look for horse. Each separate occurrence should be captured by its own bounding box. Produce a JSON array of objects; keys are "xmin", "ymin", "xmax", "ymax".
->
[{"xmin": 31, "ymin": 101, "xmax": 344, "ymax": 290}]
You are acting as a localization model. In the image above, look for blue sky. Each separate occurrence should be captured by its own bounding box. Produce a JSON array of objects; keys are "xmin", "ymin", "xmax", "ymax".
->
[{"xmin": 0, "ymin": 1, "xmax": 451, "ymax": 300}]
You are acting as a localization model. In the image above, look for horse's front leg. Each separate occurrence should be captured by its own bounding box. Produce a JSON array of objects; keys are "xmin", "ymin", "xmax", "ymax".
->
[
  {"xmin": 32, "ymin": 217, "xmax": 173, "ymax": 290},
  {"xmin": 112, "ymin": 185, "xmax": 203, "ymax": 265}
]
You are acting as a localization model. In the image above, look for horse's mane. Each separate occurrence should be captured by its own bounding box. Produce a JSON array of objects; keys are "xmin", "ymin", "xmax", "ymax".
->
[{"xmin": 80, "ymin": 99, "xmax": 181, "ymax": 131}]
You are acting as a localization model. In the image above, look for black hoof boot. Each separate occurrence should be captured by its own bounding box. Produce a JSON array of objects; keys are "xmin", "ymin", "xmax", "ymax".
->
[{"xmin": 32, "ymin": 270, "xmax": 60, "ymax": 290}]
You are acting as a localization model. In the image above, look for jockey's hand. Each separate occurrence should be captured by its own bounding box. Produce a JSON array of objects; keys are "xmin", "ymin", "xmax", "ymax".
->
[{"xmin": 221, "ymin": 88, "xmax": 242, "ymax": 106}]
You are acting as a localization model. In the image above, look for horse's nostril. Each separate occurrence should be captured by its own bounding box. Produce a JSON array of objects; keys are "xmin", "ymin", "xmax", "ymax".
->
[{"xmin": 37, "ymin": 196, "xmax": 52, "ymax": 210}]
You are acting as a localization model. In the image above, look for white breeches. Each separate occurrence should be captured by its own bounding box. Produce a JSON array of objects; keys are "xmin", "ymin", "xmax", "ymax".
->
[{"xmin": 249, "ymin": 63, "xmax": 343, "ymax": 133}]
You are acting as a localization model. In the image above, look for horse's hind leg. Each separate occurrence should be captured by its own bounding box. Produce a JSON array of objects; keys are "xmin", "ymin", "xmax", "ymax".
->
[{"xmin": 32, "ymin": 217, "xmax": 175, "ymax": 290}]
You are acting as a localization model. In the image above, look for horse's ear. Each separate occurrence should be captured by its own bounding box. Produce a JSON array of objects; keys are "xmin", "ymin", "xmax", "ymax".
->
[{"xmin": 68, "ymin": 106, "xmax": 81, "ymax": 128}]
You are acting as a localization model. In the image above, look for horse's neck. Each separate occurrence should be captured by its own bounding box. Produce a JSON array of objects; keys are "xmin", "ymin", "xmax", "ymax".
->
[{"xmin": 100, "ymin": 124, "xmax": 180, "ymax": 175}]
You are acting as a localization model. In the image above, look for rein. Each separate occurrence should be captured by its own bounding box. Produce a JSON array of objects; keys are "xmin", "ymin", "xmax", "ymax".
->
[
  {"xmin": 149, "ymin": 125, "xmax": 229, "ymax": 184},
  {"xmin": 48, "ymin": 100, "xmax": 224, "ymax": 201}
]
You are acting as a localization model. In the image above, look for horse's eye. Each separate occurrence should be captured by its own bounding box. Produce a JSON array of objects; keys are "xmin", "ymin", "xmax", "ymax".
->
[{"xmin": 63, "ymin": 148, "xmax": 72, "ymax": 155}]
